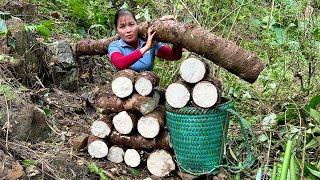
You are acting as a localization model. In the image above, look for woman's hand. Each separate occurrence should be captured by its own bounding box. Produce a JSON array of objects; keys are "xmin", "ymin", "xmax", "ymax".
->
[{"xmin": 140, "ymin": 25, "xmax": 157, "ymax": 54}]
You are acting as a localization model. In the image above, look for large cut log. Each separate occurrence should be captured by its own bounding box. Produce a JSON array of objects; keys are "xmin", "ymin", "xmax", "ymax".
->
[
  {"xmin": 134, "ymin": 71, "xmax": 160, "ymax": 96},
  {"xmin": 123, "ymin": 93, "xmax": 158, "ymax": 115},
  {"xmin": 165, "ymin": 82, "xmax": 190, "ymax": 108},
  {"xmin": 147, "ymin": 150, "xmax": 175, "ymax": 177},
  {"xmin": 90, "ymin": 116, "xmax": 112, "ymax": 138},
  {"xmin": 112, "ymin": 111, "xmax": 137, "ymax": 135},
  {"xmin": 107, "ymin": 146, "xmax": 125, "ymax": 163},
  {"xmin": 75, "ymin": 18, "xmax": 265, "ymax": 83},
  {"xmin": 112, "ymin": 69, "xmax": 136, "ymax": 98},
  {"xmin": 137, "ymin": 106, "xmax": 165, "ymax": 138},
  {"xmin": 87, "ymin": 135, "xmax": 109, "ymax": 158},
  {"xmin": 109, "ymin": 131, "xmax": 170, "ymax": 150},
  {"xmin": 180, "ymin": 57, "xmax": 207, "ymax": 83},
  {"xmin": 124, "ymin": 149, "xmax": 141, "ymax": 167},
  {"xmin": 97, "ymin": 93, "xmax": 158, "ymax": 115},
  {"xmin": 192, "ymin": 81, "xmax": 220, "ymax": 108}
]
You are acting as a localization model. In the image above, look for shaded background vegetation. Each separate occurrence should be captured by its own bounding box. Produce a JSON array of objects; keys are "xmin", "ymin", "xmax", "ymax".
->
[{"xmin": 2, "ymin": 0, "xmax": 320, "ymax": 179}]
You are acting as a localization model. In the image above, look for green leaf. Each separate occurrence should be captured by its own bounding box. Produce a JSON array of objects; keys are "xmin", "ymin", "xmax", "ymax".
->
[
  {"xmin": 306, "ymin": 137, "xmax": 320, "ymax": 149},
  {"xmin": 88, "ymin": 162, "xmax": 99, "ymax": 173},
  {"xmin": 36, "ymin": 25, "xmax": 51, "ymax": 37},
  {"xmin": 310, "ymin": 109, "xmax": 320, "ymax": 124},
  {"xmin": 22, "ymin": 159, "xmax": 38, "ymax": 167},
  {"xmin": 43, "ymin": 108, "xmax": 52, "ymax": 116},
  {"xmin": 262, "ymin": 113, "xmax": 277, "ymax": 129},
  {"xmin": 313, "ymin": 28, "xmax": 320, "ymax": 41},
  {"xmin": 307, "ymin": 166, "xmax": 320, "ymax": 178},
  {"xmin": 128, "ymin": 168, "xmax": 140, "ymax": 176},
  {"xmin": 305, "ymin": 95, "xmax": 320, "ymax": 112}
]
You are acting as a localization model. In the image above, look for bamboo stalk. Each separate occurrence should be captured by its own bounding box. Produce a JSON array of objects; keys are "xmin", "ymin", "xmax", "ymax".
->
[
  {"xmin": 270, "ymin": 163, "xmax": 277, "ymax": 180},
  {"xmin": 290, "ymin": 155, "xmax": 298, "ymax": 180},
  {"xmin": 279, "ymin": 140, "xmax": 293, "ymax": 180}
]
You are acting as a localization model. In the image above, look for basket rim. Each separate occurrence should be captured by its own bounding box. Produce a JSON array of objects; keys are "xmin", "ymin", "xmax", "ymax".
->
[{"xmin": 165, "ymin": 97, "xmax": 234, "ymax": 115}]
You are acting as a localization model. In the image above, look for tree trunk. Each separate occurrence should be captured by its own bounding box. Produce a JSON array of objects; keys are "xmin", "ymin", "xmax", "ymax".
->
[
  {"xmin": 137, "ymin": 106, "xmax": 165, "ymax": 138},
  {"xmin": 112, "ymin": 111, "xmax": 137, "ymax": 135},
  {"xmin": 124, "ymin": 149, "xmax": 141, "ymax": 167},
  {"xmin": 87, "ymin": 135, "xmax": 109, "ymax": 158},
  {"xmin": 90, "ymin": 116, "xmax": 112, "ymax": 138},
  {"xmin": 97, "ymin": 93, "xmax": 158, "ymax": 115},
  {"xmin": 123, "ymin": 93, "xmax": 158, "ymax": 115},
  {"xmin": 112, "ymin": 69, "xmax": 136, "ymax": 98},
  {"xmin": 74, "ymin": 18, "xmax": 265, "ymax": 83},
  {"xmin": 134, "ymin": 71, "xmax": 160, "ymax": 96},
  {"xmin": 107, "ymin": 146, "xmax": 125, "ymax": 163},
  {"xmin": 109, "ymin": 131, "xmax": 170, "ymax": 150},
  {"xmin": 147, "ymin": 150, "xmax": 175, "ymax": 177}
]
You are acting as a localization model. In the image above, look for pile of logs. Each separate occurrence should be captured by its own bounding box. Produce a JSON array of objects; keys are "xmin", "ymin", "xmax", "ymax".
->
[
  {"xmin": 166, "ymin": 57, "xmax": 222, "ymax": 109},
  {"xmin": 86, "ymin": 69, "xmax": 175, "ymax": 177}
]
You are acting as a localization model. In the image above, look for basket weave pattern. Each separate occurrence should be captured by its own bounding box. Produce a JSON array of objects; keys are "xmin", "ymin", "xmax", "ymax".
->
[{"xmin": 166, "ymin": 101, "xmax": 233, "ymax": 175}]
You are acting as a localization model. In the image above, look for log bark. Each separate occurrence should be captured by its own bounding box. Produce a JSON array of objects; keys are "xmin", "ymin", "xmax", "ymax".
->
[
  {"xmin": 124, "ymin": 149, "xmax": 140, "ymax": 167},
  {"xmin": 90, "ymin": 116, "xmax": 112, "ymax": 138},
  {"xmin": 70, "ymin": 133, "xmax": 89, "ymax": 150},
  {"xmin": 134, "ymin": 71, "xmax": 160, "ymax": 96},
  {"xmin": 123, "ymin": 93, "xmax": 158, "ymax": 115},
  {"xmin": 165, "ymin": 81, "xmax": 190, "ymax": 108},
  {"xmin": 180, "ymin": 57, "xmax": 207, "ymax": 83},
  {"xmin": 137, "ymin": 106, "xmax": 165, "ymax": 138},
  {"xmin": 87, "ymin": 135, "xmax": 109, "ymax": 158},
  {"xmin": 107, "ymin": 146, "xmax": 125, "ymax": 163},
  {"xmin": 109, "ymin": 131, "xmax": 170, "ymax": 150},
  {"xmin": 74, "ymin": 18, "xmax": 265, "ymax": 83},
  {"xmin": 97, "ymin": 93, "xmax": 158, "ymax": 115},
  {"xmin": 112, "ymin": 69, "xmax": 136, "ymax": 98},
  {"xmin": 147, "ymin": 150, "xmax": 175, "ymax": 177},
  {"xmin": 112, "ymin": 111, "xmax": 137, "ymax": 135}
]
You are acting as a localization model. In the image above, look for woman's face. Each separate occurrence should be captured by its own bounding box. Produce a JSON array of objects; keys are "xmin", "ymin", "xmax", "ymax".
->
[{"xmin": 116, "ymin": 15, "xmax": 138, "ymax": 46}]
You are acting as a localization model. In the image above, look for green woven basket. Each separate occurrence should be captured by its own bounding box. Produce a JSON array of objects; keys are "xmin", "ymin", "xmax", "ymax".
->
[{"xmin": 166, "ymin": 98, "xmax": 256, "ymax": 176}]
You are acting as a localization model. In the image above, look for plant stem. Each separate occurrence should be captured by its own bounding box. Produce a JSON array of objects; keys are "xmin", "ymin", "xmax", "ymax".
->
[
  {"xmin": 290, "ymin": 154, "xmax": 298, "ymax": 180},
  {"xmin": 271, "ymin": 163, "xmax": 277, "ymax": 180},
  {"xmin": 279, "ymin": 140, "xmax": 293, "ymax": 180}
]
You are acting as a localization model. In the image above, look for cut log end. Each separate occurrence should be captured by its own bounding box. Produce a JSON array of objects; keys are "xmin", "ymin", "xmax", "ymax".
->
[
  {"xmin": 147, "ymin": 150, "xmax": 175, "ymax": 177},
  {"xmin": 137, "ymin": 116, "xmax": 160, "ymax": 139},
  {"xmin": 112, "ymin": 111, "xmax": 134, "ymax": 134},
  {"xmin": 180, "ymin": 58, "xmax": 206, "ymax": 83},
  {"xmin": 124, "ymin": 149, "xmax": 141, "ymax": 167},
  {"xmin": 88, "ymin": 140, "xmax": 109, "ymax": 158},
  {"xmin": 135, "ymin": 77, "xmax": 153, "ymax": 96},
  {"xmin": 165, "ymin": 83, "xmax": 190, "ymax": 108},
  {"xmin": 112, "ymin": 77, "xmax": 133, "ymax": 98},
  {"xmin": 192, "ymin": 81, "xmax": 218, "ymax": 108},
  {"xmin": 90, "ymin": 120, "xmax": 111, "ymax": 138},
  {"xmin": 107, "ymin": 146, "xmax": 125, "ymax": 163}
]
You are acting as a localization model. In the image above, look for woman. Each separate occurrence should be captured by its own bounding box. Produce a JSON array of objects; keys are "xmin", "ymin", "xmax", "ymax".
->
[{"xmin": 108, "ymin": 9, "xmax": 182, "ymax": 72}]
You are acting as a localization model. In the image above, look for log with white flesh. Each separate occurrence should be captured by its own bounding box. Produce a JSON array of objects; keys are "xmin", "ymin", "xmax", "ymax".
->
[
  {"xmin": 107, "ymin": 146, "xmax": 125, "ymax": 163},
  {"xmin": 112, "ymin": 69, "xmax": 136, "ymax": 98},
  {"xmin": 124, "ymin": 149, "xmax": 141, "ymax": 167},
  {"xmin": 165, "ymin": 82, "xmax": 190, "ymax": 108},
  {"xmin": 180, "ymin": 58, "xmax": 206, "ymax": 83},
  {"xmin": 137, "ymin": 106, "xmax": 165, "ymax": 138},
  {"xmin": 192, "ymin": 81, "xmax": 218, "ymax": 108},
  {"xmin": 147, "ymin": 150, "xmax": 175, "ymax": 177},
  {"xmin": 123, "ymin": 94, "xmax": 158, "ymax": 115},
  {"xmin": 87, "ymin": 136, "xmax": 108, "ymax": 158},
  {"xmin": 112, "ymin": 111, "xmax": 136, "ymax": 135},
  {"xmin": 135, "ymin": 71, "xmax": 159, "ymax": 96},
  {"xmin": 90, "ymin": 115, "xmax": 112, "ymax": 138}
]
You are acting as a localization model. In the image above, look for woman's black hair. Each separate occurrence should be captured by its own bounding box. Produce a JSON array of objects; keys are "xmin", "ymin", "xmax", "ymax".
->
[{"xmin": 114, "ymin": 8, "xmax": 137, "ymax": 28}]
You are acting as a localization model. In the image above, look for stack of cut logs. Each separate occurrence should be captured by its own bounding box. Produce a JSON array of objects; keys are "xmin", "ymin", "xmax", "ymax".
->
[
  {"xmin": 89, "ymin": 69, "xmax": 175, "ymax": 177},
  {"xmin": 166, "ymin": 57, "xmax": 222, "ymax": 109}
]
